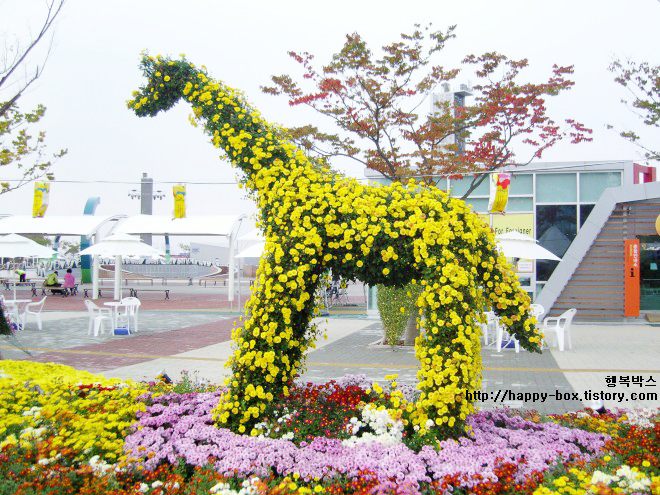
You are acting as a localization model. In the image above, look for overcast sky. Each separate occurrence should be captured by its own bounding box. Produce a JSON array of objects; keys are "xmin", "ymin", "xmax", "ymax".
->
[{"xmin": 0, "ymin": 0, "xmax": 657, "ymax": 249}]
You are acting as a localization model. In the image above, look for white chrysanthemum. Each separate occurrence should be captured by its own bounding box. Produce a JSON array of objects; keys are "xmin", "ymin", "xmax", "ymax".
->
[
  {"xmin": 210, "ymin": 477, "xmax": 260, "ymax": 495},
  {"xmin": 88, "ymin": 455, "xmax": 115, "ymax": 475},
  {"xmin": 589, "ymin": 465, "xmax": 651, "ymax": 494},
  {"xmin": 623, "ymin": 407, "xmax": 657, "ymax": 429},
  {"xmin": 342, "ymin": 404, "xmax": 403, "ymax": 447}
]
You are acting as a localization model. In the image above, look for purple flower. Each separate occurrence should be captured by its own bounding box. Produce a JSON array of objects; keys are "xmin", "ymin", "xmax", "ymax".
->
[{"xmin": 124, "ymin": 392, "xmax": 608, "ymax": 491}]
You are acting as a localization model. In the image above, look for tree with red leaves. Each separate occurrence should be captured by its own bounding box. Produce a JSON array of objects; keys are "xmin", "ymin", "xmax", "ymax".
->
[{"xmin": 262, "ymin": 24, "xmax": 592, "ymax": 199}]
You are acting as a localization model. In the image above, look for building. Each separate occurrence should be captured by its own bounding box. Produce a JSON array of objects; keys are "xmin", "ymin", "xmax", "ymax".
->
[{"xmin": 365, "ymin": 160, "xmax": 658, "ymax": 321}]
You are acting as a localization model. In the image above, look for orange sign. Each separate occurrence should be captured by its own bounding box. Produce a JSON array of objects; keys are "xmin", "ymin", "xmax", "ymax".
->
[{"xmin": 624, "ymin": 239, "xmax": 640, "ymax": 317}]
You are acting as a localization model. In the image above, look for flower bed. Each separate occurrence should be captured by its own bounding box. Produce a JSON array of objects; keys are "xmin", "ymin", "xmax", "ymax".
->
[{"xmin": 0, "ymin": 361, "xmax": 658, "ymax": 495}]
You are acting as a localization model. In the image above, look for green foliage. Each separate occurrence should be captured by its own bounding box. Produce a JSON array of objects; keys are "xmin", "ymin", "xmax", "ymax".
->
[
  {"xmin": 0, "ymin": 304, "xmax": 13, "ymax": 337},
  {"xmin": 25, "ymin": 235, "xmax": 53, "ymax": 247},
  {"xmin": 0, "ymin": 104, "xmax": 66, "ymax": 194},
  {"xmin": 609, "ymin": 59, "xmax": 660, "ymax": 161},
  {"xmin": 0, "ymin": 0, "xmax": 68, "ymax": 195},
  {"xmin": 262, "ymin": 23, "xmax": 591, "ymax": 198},
  {"xmin": 59, "ymin": 240, "xmax": 79, "ymax": 255},
  {"xmin": 377, "ymin": 283, "xmax": 421, "ymax": 346}
]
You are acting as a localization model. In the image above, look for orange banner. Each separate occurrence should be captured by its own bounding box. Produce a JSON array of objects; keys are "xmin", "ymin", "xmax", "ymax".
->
[{"xmin": 624, "ymin": 239, "xmax": 640, "ymax": 317}]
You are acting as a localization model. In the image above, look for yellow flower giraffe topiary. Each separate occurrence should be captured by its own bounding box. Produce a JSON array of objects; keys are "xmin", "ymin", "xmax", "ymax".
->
[{"xmin": 128, "ymin": 54, "xmax": 542, "ymax": 441}]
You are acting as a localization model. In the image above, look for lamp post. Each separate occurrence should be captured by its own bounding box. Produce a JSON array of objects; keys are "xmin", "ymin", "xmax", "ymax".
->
[{"xmin": 128, "ymin": 173, "xmax": 165, "ymax": 246}]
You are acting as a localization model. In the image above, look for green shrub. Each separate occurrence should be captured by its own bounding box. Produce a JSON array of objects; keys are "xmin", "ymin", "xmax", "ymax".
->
[{"xmin": 377, "ymin": 283, "xmax": 421, "ymax": 346}]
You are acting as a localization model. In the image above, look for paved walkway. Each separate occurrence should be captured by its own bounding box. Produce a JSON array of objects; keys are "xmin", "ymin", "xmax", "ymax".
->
[{"xmin": 1, "ymin": 285, "xmax": 658, "ymax": 414}]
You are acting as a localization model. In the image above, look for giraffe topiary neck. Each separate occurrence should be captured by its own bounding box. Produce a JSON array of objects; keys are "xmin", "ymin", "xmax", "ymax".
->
[{"xmin": 127, "ymin": 54, "xmax": 338, "ymax": 222}]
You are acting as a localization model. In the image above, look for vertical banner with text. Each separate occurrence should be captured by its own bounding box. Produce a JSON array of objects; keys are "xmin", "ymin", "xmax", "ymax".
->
[
  {"xmin": 488, "ymin": 173, "xmax": 511, "ymax": 213},
  {"xmin": 173, "ymin": 184, "xmax": 186, "ymax": 219},
  {"xmin": 32, "ymin": 182, "xmax": 50, "ymax": 217},
  {"xmin": 624, "ymin": 239, "xmax": 640, "ymax": 317}
]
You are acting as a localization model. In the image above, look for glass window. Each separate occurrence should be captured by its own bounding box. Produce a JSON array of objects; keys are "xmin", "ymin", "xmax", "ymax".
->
[
  {"xmin": 434, "ymin": 177, "xmax": 448, "ymax": 190},
  {"xmin": 536, "ymin": 173, "xmax": 577, "ymax": 203},
  {"xmin": 537, "ymin": 205, "xmax": 577, "ymax": 255},
  {"xmin": 579, "ymin": 204, "xmax": 595, "ymax": 227},
  {"xmin": 463, "ymin": 198, "xmax": 489, "ymax": 213},
  {"xmin": 450, "ymin": 176, "xmax": 490, "ymax": 197},
  {"xmin": 536, "ymin": 282, "xmax": 546, "ymax": 298},
  {"xmin": 509, "ymin": 174, "xmax": 533, "ymax": 195},
  {"xmin": 579, "ymin": 172, "xmax": 621, "ymax": 202},
  {"xmin": 536, "ymin": 260, "xmax": 560, "ymax": 282},
  {"xmin": 536, "ymin": 205, "xmax": 577, "ymax": 280},
  {"xmin": 370, "ymin": 178, "xmax": 391, "ymax": 186},
  {"xmin": 506, "ymin": 197, "xmax": 533, "ymax": 212},
  {"xmin": 639, "ymin": 235, "xmax": 660, "ymax": 310}
]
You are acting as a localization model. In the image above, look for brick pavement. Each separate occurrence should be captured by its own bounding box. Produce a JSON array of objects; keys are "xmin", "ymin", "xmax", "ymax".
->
[{"xmin": 1, "ymin": 285, "xmax": 658, "ymax": 414}]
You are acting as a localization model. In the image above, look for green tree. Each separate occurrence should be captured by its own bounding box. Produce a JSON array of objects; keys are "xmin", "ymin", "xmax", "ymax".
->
[
  {"xmin": 60, "ymin": 240, "xmax": 80, "ymax": 255},
  {"xmin": 609, "ymin": 59, "xmax": 660, "ymax": 161},
  {"xmin": 262, "ymin": 24, "xmax": 592, "ymax": 198},
  {"xmin": 0, "ymin": 0, "xmax": 67, "ymax": 194},
  {"xmin": 26, "ymin": 234, "xmax": 52, "ymax": 247}
]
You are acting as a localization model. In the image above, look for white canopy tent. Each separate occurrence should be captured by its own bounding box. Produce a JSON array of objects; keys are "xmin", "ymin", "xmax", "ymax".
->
[
  {"xmin": 0, "ymin": 234, "xmax": 56, "ymax": 299},
  {"xmin": 79, "ymin": 233, "xmax": 166, "ymax": 300},
  {"xmin": 238, "ymin": 230, "xmax": 264, "ymax": 242},
  {"xmin": 0, "ymin": 214, "xmax": 128, "ymax": 301},
  {"xmin": 0, "ymin": 214, "xmax": 248, "ymax": 302},
  {"xmin": 114, "ymin": 214, "xmax": 247, "ymax": 301},
  {"xmin": 237, "ymin": 229, "xmax": 265, "ymax": 258},
  {"xmin": 0, "ymin": 215, "xmax": 125, "ymax": 237},
  {"xmin": 236, "ymin": 242, "xmax": 265, "ymax": 259},
  {"xmin": 495, "ymin": 231, "xmax": 561, "ymax": 261},
  {"xmin": 115, "ymin": 215, "xmax": 244, "ymax": 236}
]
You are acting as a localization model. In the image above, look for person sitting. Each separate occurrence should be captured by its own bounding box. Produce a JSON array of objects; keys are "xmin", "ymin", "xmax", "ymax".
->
[
  {"xmin": 62, "ymin": 268, "xmax": 76, "ymax": 296},
  {"xmin": 43, "ymin": 271, "xmax": 61, "ymax": 287}
]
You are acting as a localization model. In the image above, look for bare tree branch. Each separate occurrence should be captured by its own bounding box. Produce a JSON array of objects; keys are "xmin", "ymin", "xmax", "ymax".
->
[
  {"xmin": 0, "ymin": 0, "xmax": 68, "ymax": 195},
  {"xmin": 0, "ymin": 0, "xmax": 65, "ymax": 113}
]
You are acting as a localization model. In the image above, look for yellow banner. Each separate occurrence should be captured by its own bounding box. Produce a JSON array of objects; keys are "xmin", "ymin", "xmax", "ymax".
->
[
  {"xmin": 32, "ymin": 182, "xmax": 50, "ymax": 218},
  {"xmin": 173, "ymin": 184, "xmax": 186, "ymax": 218},
  {"xmin": 492, "ymin": 213, "xmax": 534, "ymax": 237},
  {"xmin": 488, "ymin": 173, "xmax": 511, "ymax": 213},
  {"xmin": 492, "ymin": 213, "xmax": 535, "ymax": 272}
]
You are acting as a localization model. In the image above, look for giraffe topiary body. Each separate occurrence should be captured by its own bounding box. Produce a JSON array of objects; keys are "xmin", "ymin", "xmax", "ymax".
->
[{"xmin": 128, "ymin": 54, "xmax": 542, "ymax": 441}]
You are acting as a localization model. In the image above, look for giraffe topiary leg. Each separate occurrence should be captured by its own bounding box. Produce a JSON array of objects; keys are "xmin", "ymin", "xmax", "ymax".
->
[{"xmin": 213, "ymin": 241, "xmax": 324, "ymax": 434}]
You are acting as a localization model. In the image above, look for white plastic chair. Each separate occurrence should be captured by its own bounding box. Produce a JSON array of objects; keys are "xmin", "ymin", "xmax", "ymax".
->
[
  {"xmin": 21, "ymin": 296, "xmax": 47, "ymax": 330},
  {"xmin": 336, "ymin": 287, "xmax": 349, "ymax": 306},
  {"xmin": 542, "ymin": 308, "xmax": 576, "ymax": 351},
  {"xmin": 480, "ymin": 311, "xmax": 498, "ymax": 346},
  {"xmin": 530, "ymin": 304, "xmax": 545, "ymax": 321},
  {"xmin": 85, "ymin": 299, "xmax": 112, "ymax": 337},
  {"xmin": 119, "ymin": 297, "xmax": 141, "ymax": 333},
  {"xmin": 495, "ymin": 314, "xmax": 520, "ymax": 353}
]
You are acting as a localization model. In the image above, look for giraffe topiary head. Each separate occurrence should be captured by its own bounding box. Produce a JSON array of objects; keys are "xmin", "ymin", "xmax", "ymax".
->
[{"xmin": 128, "ymin": 53, "xmax": 200, "ymax": 117}]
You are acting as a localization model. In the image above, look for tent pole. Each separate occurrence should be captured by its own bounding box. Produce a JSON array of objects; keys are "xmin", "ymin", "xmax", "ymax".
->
[
  {"xmin": 92, "ymin": 255, "xmax": 100, "ymax": 300},
  {"xmin": 228, "ymin": 231, "xmax": 236, "ymax": 303},
  {"xmin": 114, "ymin": 255, "xmax": 121, "ymax": 300}
]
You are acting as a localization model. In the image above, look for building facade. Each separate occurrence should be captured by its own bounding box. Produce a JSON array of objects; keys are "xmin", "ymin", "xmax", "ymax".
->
[{"xmin": 365, "ymin": 160, "xmax": 658, "ymax": 321}]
